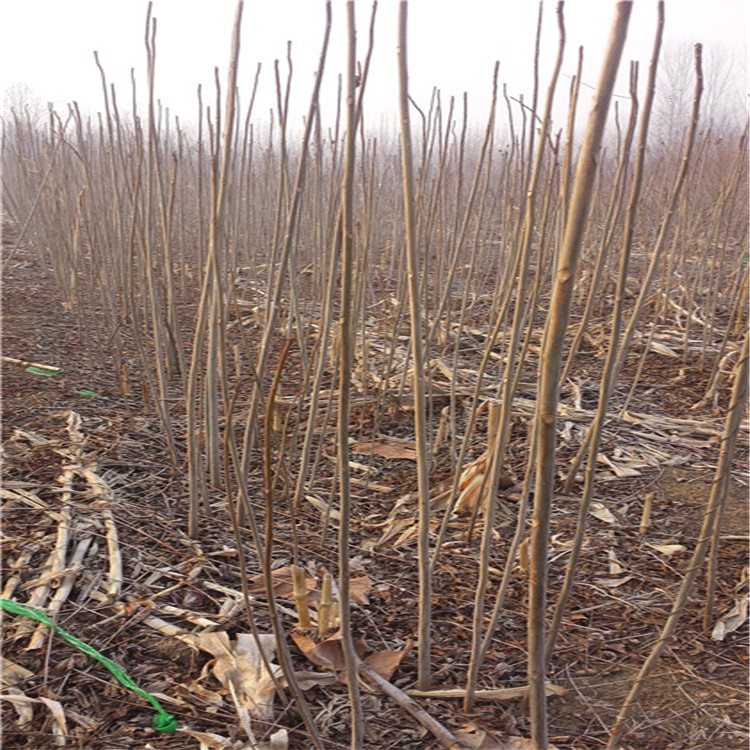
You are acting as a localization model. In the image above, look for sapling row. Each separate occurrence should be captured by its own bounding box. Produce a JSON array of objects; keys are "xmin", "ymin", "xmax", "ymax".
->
[{"xmin": 3, "ymin": 1, "xmax": 747, "ymax": 746}]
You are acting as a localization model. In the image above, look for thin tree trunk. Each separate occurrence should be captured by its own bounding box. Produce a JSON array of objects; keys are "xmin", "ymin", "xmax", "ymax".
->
[
  {"xmin": 397, "ymin": 0, "xmax": 433, "ymax": 691},
  {"xmin": 337, "ymin": 3, "xmax": 365, "ymax": 745},
  {"xmin": 528, "ymin": 4, "xmax": 632, "ymax": 745}
]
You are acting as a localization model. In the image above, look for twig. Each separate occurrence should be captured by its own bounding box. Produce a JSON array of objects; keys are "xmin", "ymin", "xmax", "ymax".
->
[
  {"xmin": 1, "ymin": 355, "xmax": 61, "ymax": 373},
  {"xmin": 357, "ymin": 660, "xmax": 469, "ymax": 749},
  {"xmin": 408, "ymin": 683, "xmax": 565, "ymax": 701},
  {"xmin": 24, "ymin": 506, "xmax": 71, "ymax": 647}
]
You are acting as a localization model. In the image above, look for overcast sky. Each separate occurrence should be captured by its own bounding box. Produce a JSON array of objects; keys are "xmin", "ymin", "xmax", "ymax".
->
[{"xmin": 2, "ymin": 1, "xmax": 747, "ymax": 133}]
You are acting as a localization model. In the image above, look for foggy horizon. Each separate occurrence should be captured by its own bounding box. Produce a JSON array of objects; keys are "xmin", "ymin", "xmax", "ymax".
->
[{"xmin": 3, "ymin": 1, "xmax": 747, "ymax": 134}]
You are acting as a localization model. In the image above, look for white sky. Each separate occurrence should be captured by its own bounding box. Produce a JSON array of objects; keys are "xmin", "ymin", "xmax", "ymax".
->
[{"xmin": 1, "ymin": 1, "xmax": 747, "ymax": 133}]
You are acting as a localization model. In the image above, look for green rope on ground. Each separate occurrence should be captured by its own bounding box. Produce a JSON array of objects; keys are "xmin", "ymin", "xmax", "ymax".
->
[{"xmin": 0, "ymin": 598, "xmax": 178, "ymax": 733}]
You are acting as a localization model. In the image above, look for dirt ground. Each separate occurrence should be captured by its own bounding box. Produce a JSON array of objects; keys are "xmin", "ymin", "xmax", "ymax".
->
[{"xmin": 2, "ymin": 248, "xmax": 748, "ymax": 749}]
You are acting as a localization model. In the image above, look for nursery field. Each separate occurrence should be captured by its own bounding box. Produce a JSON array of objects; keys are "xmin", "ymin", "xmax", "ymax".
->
[{"xmin": 2, "ymin": 2, "xmax": 748, "ymax": 749}]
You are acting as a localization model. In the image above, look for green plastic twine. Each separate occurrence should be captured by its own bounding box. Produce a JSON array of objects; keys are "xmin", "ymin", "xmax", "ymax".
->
[
  {"xmin": 25, "ymin": 366, "xmax": 59, "ymax": 377},
  {"xmin": 0, "ymin": 598, "xmax": 178, "ymax": 732}
]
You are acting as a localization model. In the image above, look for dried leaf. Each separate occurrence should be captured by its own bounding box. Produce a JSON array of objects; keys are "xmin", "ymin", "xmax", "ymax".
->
[
  {"xmin": 292, "ymin": 631, "xmax": 411, "ymax": 682},
  {"xmin": 597, "ymin": 453, "xmax": 642, "ymax": 477},
  {"xmin": 178, "ymin": 729, "xmax": 288, "ymax": 750},
  {"xmin": 184, "ymin": 631, "xmax": 282, "ymax": 721},
  {"xmin": 455, "ymin": 471, "xmax": 485, "ymax": 514},
  {"xmin": 304, "ymin": 494, "xmax": 340, "ymax": 520},
  {"xmin": 374, "ymin": 516, "xmax": 414, "ymax": 548},
  {"xmin": 350, "ymin": 440, "xmax": 418, "ymax": 461},
  {"xmin": 349, "ymin": 477, "xmax": 394, "ymax": 492},
  {"xmin": 497, "ymin": 739, "xmax": 559, "ymax": 750},
  {"xmin": 256, "ymin": 729, "xmax": 288, "ymax": 750},
  {"xmin": 179, "ymin": 730, "xmax": 231, "ymax": 750},
  {"xmin": 173, "ymin": 682, "xmax": 226, "ymax": 708},
  {"xmin": 1, "ymin": 658, "xmax": 34, "ymax": 687},
  {"xmin": 590, "ymin": 502, "xmax": 616, "ymax": 524},
  {"xmin": 38, "ymin": 696, "xmax": 68, "ymax": 746},
  {"xmin": 348, "ymin": 459, "xmax": 377, "ymax": 474},
  {"xmin": 453, "ymin": 726, "xmax": 559, "ymax": 750},
  {"xmin": 649, "ymin": 340, "xmax": 679, "ymax": 357},
  {"xmin": 608, "ymin": 549, "xmax": 626, "ymax": 575},
  {"xmin": 363, "ymin": 640, "xmax": 412, "ymax": 681},
  {"xmin": 247, "ymin": 566, "xmax": 317, "ymax": 599},
  {"xmin": 293, "ymin": 671, "xmax": 338, "ymax": 690},
  {"xmin": 291, "ymin": 630, "xmax": 346, "ymax": 672},
  {"xmin": 711, "ymin": 594, "xmax": 749, "ymax": 641},
  {"xmin": 594, "ymin": 575, "xmax": 635, "ymax": 588},
  {"xmin": 10, "ymin": 428, "xmax": 56, "ymax": 447},
  {"xmin": 648, "ymin": 543, "xmax": 687, "ymax": 557},
  {"xmin": 458, "ymin": 456, "xmax": 487, "ymax": 491},
  {"xmin": 349, "ymin": 574, "xmax": 372, "ymax": 605},
  {"xmin": 1, "ymin": 688, "xmax": 35, "ymax": 725},
  {"xmin": 453, "ymin": 725, "xmax": 501, "ymax": 749},
  {"xmin": 736, "ymin": 565, "xmax": 749, "ymax": 592},
  {"xmin": 392, "ymin": 523, "xmax": 419, "ymax": 548}
]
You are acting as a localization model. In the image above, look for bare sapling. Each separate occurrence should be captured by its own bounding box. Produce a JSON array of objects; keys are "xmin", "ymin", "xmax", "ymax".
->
[
  {"xmin": 261, "ymin": 341, "xmax": 325, "ymax": 749},
  {"xmin": 336, "ymin": 2, "xmax": 365, "ymax": 744},
  {"xmin": 397, "ymin": 0, "xmax": 433, "ymax": 691},
  {"xmin": 528, "ymin": 3, "xmax": 632, "ymax": 745}
]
